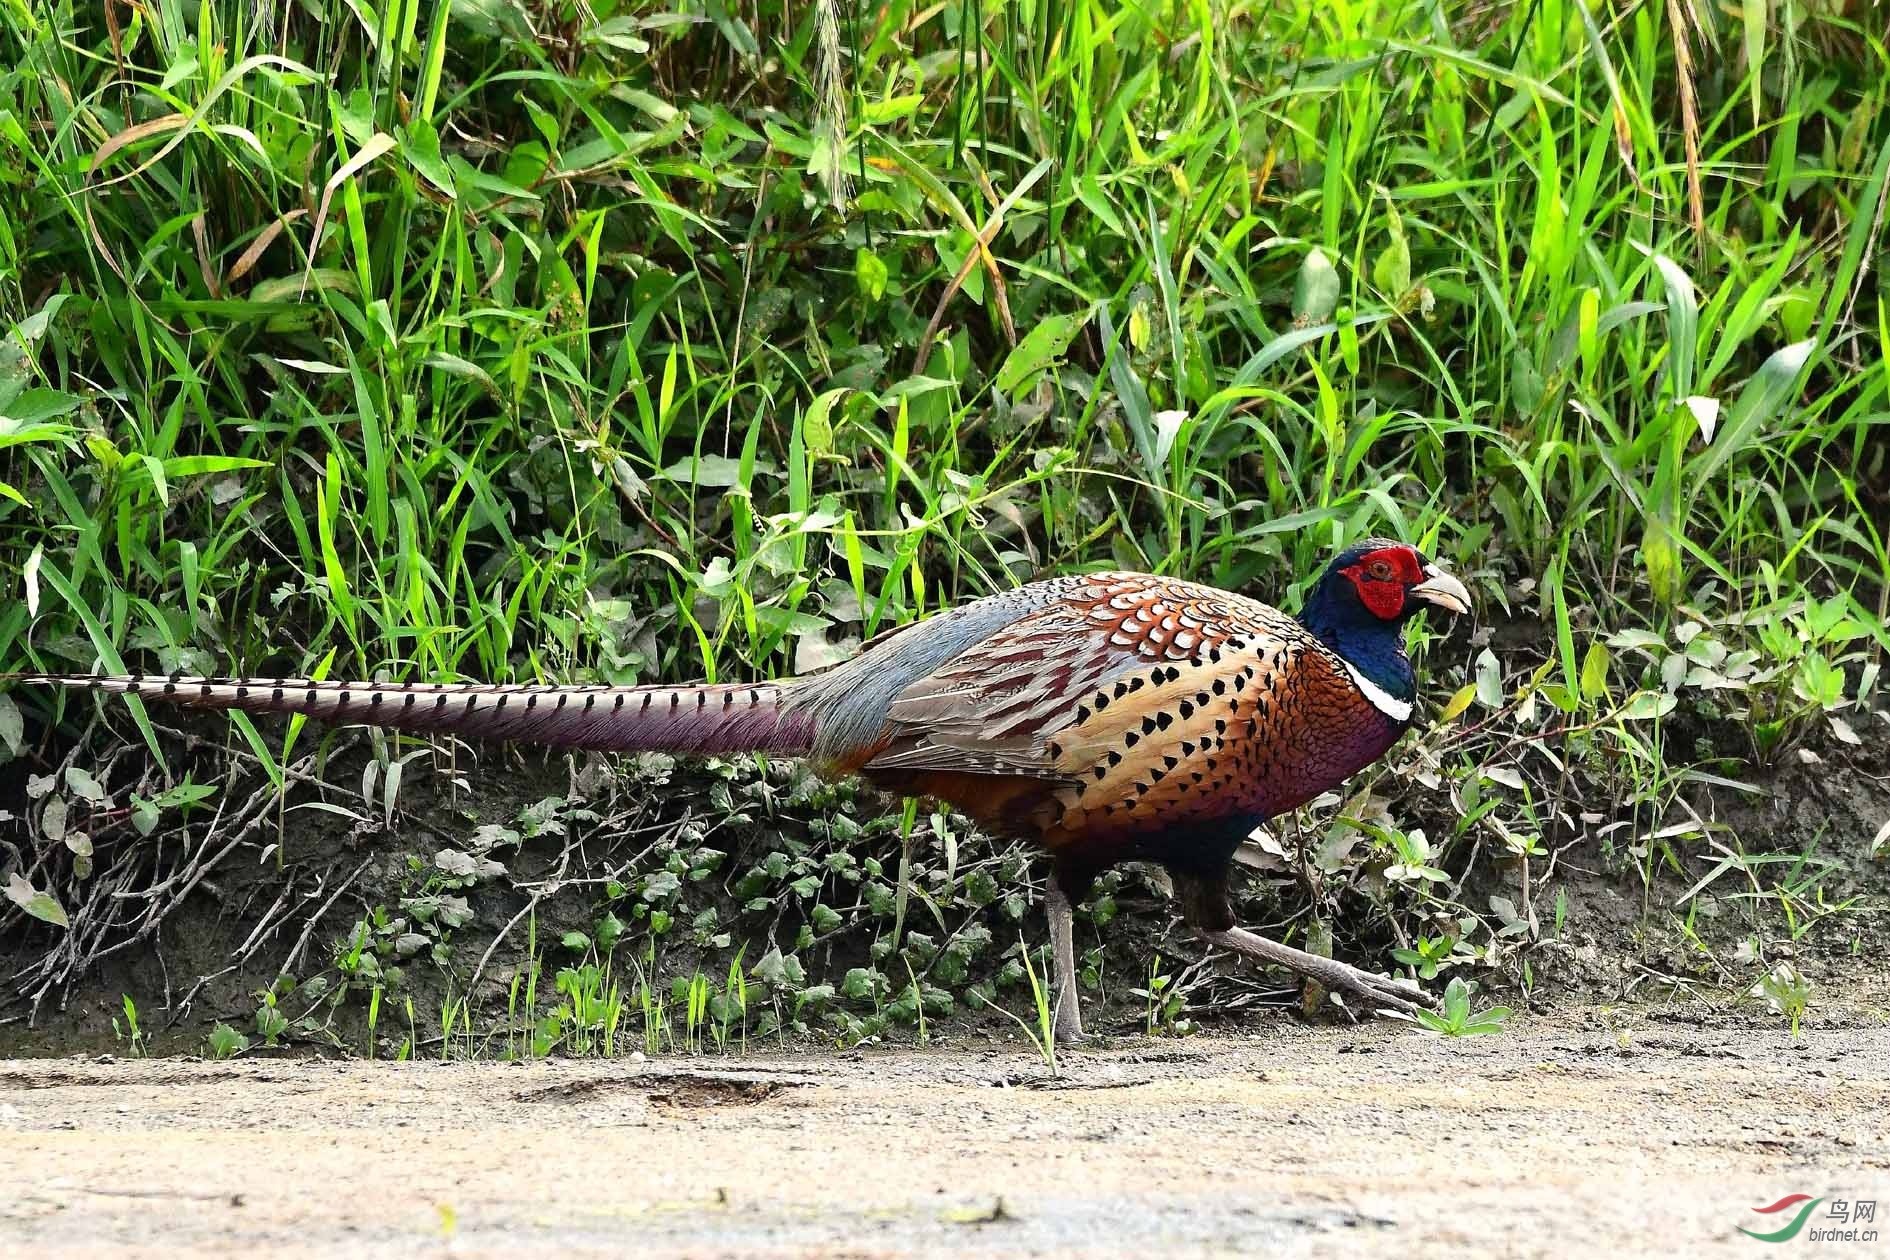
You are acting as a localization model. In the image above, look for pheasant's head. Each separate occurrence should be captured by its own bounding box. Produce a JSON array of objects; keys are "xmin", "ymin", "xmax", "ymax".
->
[
  {"xmin": 1297, "ymin": 539, "xmax": 1471, "ymax": 710},
  {"xmin": 1321, "ymin": 539, "xmax": 1472, "ymax": 624}
]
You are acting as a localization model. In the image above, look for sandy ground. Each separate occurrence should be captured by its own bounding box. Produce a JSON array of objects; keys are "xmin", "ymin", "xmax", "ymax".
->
[{"xmin": 2, "ymin": 1011, "xmax": 1888, "ymax": 1259}]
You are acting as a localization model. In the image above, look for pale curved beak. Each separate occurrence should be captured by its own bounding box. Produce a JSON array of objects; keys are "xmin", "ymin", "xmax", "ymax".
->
[{"xmin": 1411, "ymin": 565, "xmax": 1472, "ymax": 615}]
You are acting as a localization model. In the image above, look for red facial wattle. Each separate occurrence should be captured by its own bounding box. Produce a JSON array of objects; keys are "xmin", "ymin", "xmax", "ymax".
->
[
  {"xmin": 1352, "ymin": 576, "xmax": 1405, "ymax": 619},
  {"xmin": 1342, "ymin": 545, "xmax": 1424, "ymax": 621}
]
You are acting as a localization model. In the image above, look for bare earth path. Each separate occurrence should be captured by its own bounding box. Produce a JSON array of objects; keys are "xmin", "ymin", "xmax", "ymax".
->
[{"xmin": 3, "ymin": 1012, "xmax": 1888, "ymax": 1258}]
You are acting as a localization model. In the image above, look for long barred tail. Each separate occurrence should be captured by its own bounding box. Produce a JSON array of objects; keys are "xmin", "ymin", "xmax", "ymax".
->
[{"xmin": 3, "ymin": 673, "xmax": 818, "ymax": 757}]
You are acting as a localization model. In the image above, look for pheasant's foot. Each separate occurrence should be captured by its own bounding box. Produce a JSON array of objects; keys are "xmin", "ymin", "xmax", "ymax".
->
[
  {"xmin": 1201, "ymin": 926, "xmax": 1441, "ymax": 1018},
  {"xmin": 1304, "ymin": 957, "xmax": 1439, "ymax": 1019},
  {"xmin": 1052, "ymin": 1012, "xmax": 1087, "ymax": 1046}
]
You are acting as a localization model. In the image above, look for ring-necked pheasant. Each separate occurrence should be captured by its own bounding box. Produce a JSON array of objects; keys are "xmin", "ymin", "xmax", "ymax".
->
[{"xmin": 9, "ymin": 538, "xmax": 1469, "ymax": 1041}]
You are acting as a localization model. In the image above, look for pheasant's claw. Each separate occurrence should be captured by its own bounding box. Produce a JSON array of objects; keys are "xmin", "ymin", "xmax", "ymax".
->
[
  {"xmin": 1324, "ymin": 964, "xmax": 1440, "ymax": 1019},
  {"xmin": 1202, "ymin": 926, "xmax": 1442, "ymax": 1021}
]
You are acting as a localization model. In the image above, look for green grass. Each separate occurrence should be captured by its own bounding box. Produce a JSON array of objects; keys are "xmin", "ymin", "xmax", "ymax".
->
[
  {"xmin": 0, "ymin": 0, "xmax": 1886, "ymax": 1045},
  {"xmin": 4, "ymin": 0, "xmax": 1882, "ymax": 695}
]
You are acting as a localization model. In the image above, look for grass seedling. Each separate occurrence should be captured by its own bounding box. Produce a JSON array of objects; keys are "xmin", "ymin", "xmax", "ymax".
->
[
  {"xmin": 554, "ymin": 965, "xmax": 622, "ymax": 1056},
  {"xmin": 1133, "ymin": 953, "xmax": 1186, "ymax": 1037},
  {"xmin": 440, "ymin": 994, "xmax": 460, "ymax": 1061},
  {"xmin": 719, "ymin": 949, "xmax": 748, "ymax": 1055},
  {"xmin": 1021, "ymin": 942, "xmax": 1058, "ymax": 1071},
  {"xmin": 506, "ymin": 972, "xmax": 522, "ymax": 1061},
  {"xmin": 114, "ymin": 994, "xmax": 148, "ymax": 1058},
  {"xmin": 253, "ymin": 986, "xmax": 290, "ymax": 1048},
  {"xmin": 680, "ymin": 971, "xmax": 707, "ymax": 1054},
  {"xmin": 977, "ymin": 939, "xmax": 1058, "ymax": 1073},
  {"xmin": 524, "ymin": 911, "xmax": 542, "ymax": 1059},
  {"xmin": 604, "ymin": 967, "xmax": 625, "ymax": 1057},
  {"xmin": 633, "ymin": 960, "xmax": 670, "ymax": 1056},
  {"xmin": 365, "ymin": 985, "xmax": 383, "ymax": 1060},
  {"xmin": 902, "ymin": 958, "xmax": 929, "ymax": 1047}
]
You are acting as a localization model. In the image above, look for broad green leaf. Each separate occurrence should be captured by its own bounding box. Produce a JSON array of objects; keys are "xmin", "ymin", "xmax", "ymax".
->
[
  {"xmin": 996, "ymin": 312, "xmax": 1084, "ymax": 397},
  {"xmin": 0, "ymin": 693, "xmax": 20, "ymax": 756},
  {"xmin": 1372, "ymin": 234, "xmax": 1411, "ymax": 299},
  {"xmin": 1688, "ymin": 340, "xmax": 1814, "ymax": 490},
  {"xmin": 1651, "ymin": 253, "xmax": 1699, "ymax": 402},
  {"xmin": 1372, "ymin": 197, "xmax": 1411, "ymax": 297},
  {"xmin": 41, "ymin": 795, "xmax": 66, "ymax": 844},
  {"xmin": 1642, "ymin": 516, "xmax": 1679, "ymax": 606},
  {"xmin": 65, "ymin": 766, "xmax": 107, "ymax": 803},
  {"xmin": 5, "ymin": 872, "xmax": 67, "ymax": 929},
  {"xmin": 855, "ymin": 248, "xmax": 887, "ymax": 302},
  {"xmin": 1293, "ymin": 248, "xmax": 1340, "ymax": 325},
  {"xmin": 401, "ymin": 119, "xmax": 456, "ymax": 197},
  {"xmin": 1, "ymin": 388, "xmax": 82, "ymax": 424},
  {"xmin": 657, "ymin": 454, "xmax": 761, "ymax": 487},
  {"xmin": 1475, "ymin": 649, "xmax": 1503, "ymax": 708},
  {"xmin": 1743, "ymin": 0, "xmax": 1768, "ymax": 125},
  {"xmin": 861, "ymin": 94, "xmax": 923, "ymax": 124},
  {"xmin": 1580, "ymin": 642, "xmax": 1612, "ymax": 700},
  {"xmin": 801, "ymin": 388, "xmax": 848, "ymax": 457},
  {"xmin": 1619, "ymin": 691, "xmax": 1677, "ymax": 721},
  {"xmin": 1438, "ymin": 683, "xmax": 1478, "ymax": 723}
]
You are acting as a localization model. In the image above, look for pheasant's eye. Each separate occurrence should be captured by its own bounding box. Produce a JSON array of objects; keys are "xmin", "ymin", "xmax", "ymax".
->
[{"xmin": 1367, "ymin": 560, "xmax": 1393, "ymax": 580}]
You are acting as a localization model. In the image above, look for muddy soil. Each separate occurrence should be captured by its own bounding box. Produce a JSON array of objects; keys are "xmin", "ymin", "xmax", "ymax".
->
[{"xmin": 4, "ymin": 1008, "xmax": 1888, "ymax": 1259}]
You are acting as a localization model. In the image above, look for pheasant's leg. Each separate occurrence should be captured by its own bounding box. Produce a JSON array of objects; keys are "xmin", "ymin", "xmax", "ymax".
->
[
  {"xmin": 1200, "ymin": 925, "xmax": 1439, "ymax": 1017},
  {"xmin": 1172, "ymin": 867, "xmax": 1439, "ymax": 1018},
  {"xmin": 1044, "ymin": 883, "xmax": 1085, "ymax": 1044}
]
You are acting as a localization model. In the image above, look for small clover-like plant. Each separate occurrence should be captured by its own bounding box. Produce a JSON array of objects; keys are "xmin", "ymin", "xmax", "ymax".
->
[
  {"xmin": 205, "ymin": 1022, "xmax": 251, "ymax": 1059},
  {"xmin": 1391, "ymin": 934, "xmax": 1459, "ymax": 981},
  {"xmin": 1749, "ymin": 962, "xmax": 1812, "ymax": 1039},
  {"xmin": 1411, "ymin": 977, "xmax": 1511, "ymax": 1037}
]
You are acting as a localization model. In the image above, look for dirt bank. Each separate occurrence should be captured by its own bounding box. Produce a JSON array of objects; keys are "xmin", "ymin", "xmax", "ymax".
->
[{"xmin": 4, "ymin": 1008, "xmax": 1887, "ymax": 1258}]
